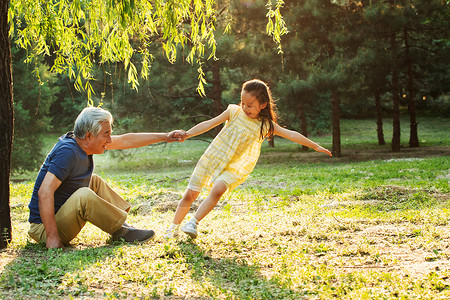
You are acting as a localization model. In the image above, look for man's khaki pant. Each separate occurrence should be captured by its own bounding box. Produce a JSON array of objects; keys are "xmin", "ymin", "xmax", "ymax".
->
[{"xmin": 28, "ymin": 174, "xmax": 131, "ymax": 245}]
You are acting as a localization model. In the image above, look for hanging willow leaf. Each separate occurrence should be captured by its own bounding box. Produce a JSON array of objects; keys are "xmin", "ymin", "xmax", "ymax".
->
[{"xmin": 9, "ymin": 0, "xmax": 287, "ymax": 101}]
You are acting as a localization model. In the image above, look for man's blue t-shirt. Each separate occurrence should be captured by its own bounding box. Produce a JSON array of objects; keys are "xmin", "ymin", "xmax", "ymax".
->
[{"xmin": 28, "ymin": 132, "xmax": 93, "ymax": 223}]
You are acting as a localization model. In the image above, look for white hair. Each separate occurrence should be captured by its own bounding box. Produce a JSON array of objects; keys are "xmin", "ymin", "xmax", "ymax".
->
[{"xmin": 73, "ymin": 107, "xmax": 113, "ymax": 139}]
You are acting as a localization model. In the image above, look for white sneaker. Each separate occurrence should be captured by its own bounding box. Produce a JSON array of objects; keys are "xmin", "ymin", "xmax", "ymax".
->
[
  {"xmin": 181, "ymin": 221, "xmax": 198, "ymax": 239},
  {"xmin": 163, "ymin": 225, "xmax": 179, "ymax": 239}
]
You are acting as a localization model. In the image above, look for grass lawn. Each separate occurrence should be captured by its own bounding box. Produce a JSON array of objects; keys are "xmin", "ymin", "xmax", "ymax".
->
[{"xmin": 2, "ymin": 116, "xmax": 450, "ymax": 299}]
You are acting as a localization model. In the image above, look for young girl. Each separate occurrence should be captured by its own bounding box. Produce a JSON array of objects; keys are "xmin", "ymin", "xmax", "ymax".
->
[{"xmin": 165, "ymin": 79, "xmax": 332, "ymax": 239}]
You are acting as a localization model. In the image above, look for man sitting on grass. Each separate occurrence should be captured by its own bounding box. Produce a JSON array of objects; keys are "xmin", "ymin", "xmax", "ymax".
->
[{"xmin": 28, "ymin": 107, "xmax": 183, "ymax": 249}]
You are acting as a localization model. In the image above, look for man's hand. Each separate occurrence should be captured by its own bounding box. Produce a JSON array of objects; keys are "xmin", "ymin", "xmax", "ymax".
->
[
  {"xmin": 38, "ymin": 172, "xmax": 64, "ymax": 249},
  {"xmin": 46, "ymin": 234, "xmax": 63, "ymax": 249},
  {"xmin": 168, "ymin": 130, "xmax": 187, "ymax": 142}
]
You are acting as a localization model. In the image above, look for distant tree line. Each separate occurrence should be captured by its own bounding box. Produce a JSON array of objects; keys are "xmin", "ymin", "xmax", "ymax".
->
[{"xmin": 11, "ymin": 0, "xmax": 449, "ymax": 173}]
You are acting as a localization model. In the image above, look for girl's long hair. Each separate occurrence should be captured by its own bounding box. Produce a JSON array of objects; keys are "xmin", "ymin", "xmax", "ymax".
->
[{"xmin": 241, "ymin": 79, "xmax": 278, "ymax": 140}]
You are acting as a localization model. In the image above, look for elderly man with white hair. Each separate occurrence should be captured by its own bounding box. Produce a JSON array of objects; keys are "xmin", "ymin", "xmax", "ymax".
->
[{"xmin": 28, "ymin": 107, "xmax": 183, "ymax": 249}]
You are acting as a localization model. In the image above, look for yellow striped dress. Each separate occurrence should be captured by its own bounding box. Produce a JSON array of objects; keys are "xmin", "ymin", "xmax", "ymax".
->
[{"xmin": 188, "ymin": 104, "xmax": 269, "ymax": 193}]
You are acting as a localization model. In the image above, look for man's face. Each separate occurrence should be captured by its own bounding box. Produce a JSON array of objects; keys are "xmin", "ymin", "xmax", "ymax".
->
[{"xmin": 85, "ymin": 121, "xmax": 112, "ymax": 155}]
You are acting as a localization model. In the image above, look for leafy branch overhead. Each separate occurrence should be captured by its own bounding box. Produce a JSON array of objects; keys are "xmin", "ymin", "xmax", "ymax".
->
[{"xmin": 9, "ymin": 0, "xmax": 287, "ymax": 100}]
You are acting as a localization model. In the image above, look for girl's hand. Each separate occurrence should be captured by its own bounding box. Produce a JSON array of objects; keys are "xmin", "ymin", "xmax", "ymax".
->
[
  {"xmin": 316, "ymin": 146, "xmax": 332, "ymax": 157},
  {"xmin": 168, "ymin": 130, "xmax": 187, "ymax": 142},
  {"xmin": 178, "ymin": 130, "xmax": 188, "ymax": 142}
]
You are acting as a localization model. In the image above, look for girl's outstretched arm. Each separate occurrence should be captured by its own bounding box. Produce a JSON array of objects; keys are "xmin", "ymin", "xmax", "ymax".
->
[
  {"xmin": 185, "ymin": 108, "xmax": 230, "ymax": 139},
  {"xmin": 273, "ymin": 123, "xmax": 332, "ymax": 156}
]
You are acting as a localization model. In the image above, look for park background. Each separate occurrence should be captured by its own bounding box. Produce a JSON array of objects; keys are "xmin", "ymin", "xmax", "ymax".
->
[
  {"xmin": 9, "ymin": 0, "xmax": 450, "ymax": 173},
  {"xmin": 2, "ymin": 0, "xmax": 450, "ymax": 299}
]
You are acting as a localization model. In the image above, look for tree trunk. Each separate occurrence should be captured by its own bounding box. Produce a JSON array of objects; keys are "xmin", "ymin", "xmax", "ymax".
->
[
  {"xmin": 374, "ymin": 91, "xmax": 386, "ymax": 145},
  {"xmin": 268, "ymin": 134, "xmax": 274, "ymax": 148},
  {"xmin": 211, "ymin": 59, "xmax": 223, "ymax": 135},
  {"xmin": 404, "ymin": 27, "xmax": 419, "ymax": 148},
  {"xmin": 390, "ymin": 32, "xmax": 401, "ymax": 152},
  {"xmin": 298, "ymin": 101, "xmax": 308, "ymax": 151},
  {"xmin": 327, "ymin": 42, "xmax": 341, "ymax": 157},
  {"xmin": 211, "ymin": 60, "xmax": 223, "ymax": 116},
  {"xmin": 0, "ymin": 0, "xmax": 13, "ymax": 249},
  {"xmin": 331, "ymin": 90, "xmax": 341, "ymax": 157}
]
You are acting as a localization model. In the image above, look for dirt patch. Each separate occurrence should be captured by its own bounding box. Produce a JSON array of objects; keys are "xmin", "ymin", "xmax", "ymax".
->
[
  {"xmin": 0, "ymin": 249, "xmax": 20, "ymax": 274},
  {"xmin": 336, "ymin": 145, "xmax": 449, "ymax": 162},
  {"xmin": 317, "ymin": 185, "xmax": 450, "ymax": 277},
  {"xmin": 367, "ymin": 185, "xmax": 449, "ymax": 199},
  {"xmin": 261, "ymin": 145, "xmax": 450, "ymax": 163},
  {"xmin": 131, "ymin": 192, "xmax": 205, "ymax": 215},
  {"xmin": 151, "ymin": 199, "xmax": 200, "ymax": 213},
  {"xmin": 348, "ymin": 185, "xmax": 448, "ymax": 203},
  {"xmin": 330, "ymin": 223, "xmax": 450, "ymax": 278}
]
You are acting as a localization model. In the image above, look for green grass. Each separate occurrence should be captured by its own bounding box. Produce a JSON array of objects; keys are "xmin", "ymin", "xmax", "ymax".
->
[{"xmin": 3, "ymin": 117, "xmax": 450, "ymax": 299}]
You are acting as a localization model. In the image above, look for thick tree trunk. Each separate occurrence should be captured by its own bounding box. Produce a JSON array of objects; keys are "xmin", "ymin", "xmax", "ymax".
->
[
  {"xmin": 331, "ymin": 90, "xmax": 341, "ymax": 157},
  {"xmin": 374, "ymin": 91, "xmax": 386, "ymax": 145},
  {"xmin": 0, "ymin": 0, "xmax": 13, "ymax": 249},
  {"xmin": 298, "ymin": 102, "xmax": 308, "ymax": 151},
  {"xmin": 390, "ymin": 32, "xmax": 401, "ymax": 152},
  {"xmin": 404, "ymin": 27, "xmax": 419, "ymax": 148}
]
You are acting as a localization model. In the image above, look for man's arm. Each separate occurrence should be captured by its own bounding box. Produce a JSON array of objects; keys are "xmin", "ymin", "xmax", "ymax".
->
[
  {"xmin": 108, "ymin": 131, "xmax": 184, "ymax": 150},
  {"xmin": 38, "ymin": 172, "xmax": 63, "ymax": 249}
]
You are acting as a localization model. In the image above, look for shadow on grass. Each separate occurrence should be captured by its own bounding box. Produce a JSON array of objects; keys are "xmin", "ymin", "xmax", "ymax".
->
[
  {"xmin": 260, "ymin": 144, "xmax": 450, "ymax": 165},
  {"xmin": 174, "ymin": 240, "xmax": 306, "ymax": 299},
  {"xmin": 0, "ymin": 241, "xmax": 119, "ymax": 298}
]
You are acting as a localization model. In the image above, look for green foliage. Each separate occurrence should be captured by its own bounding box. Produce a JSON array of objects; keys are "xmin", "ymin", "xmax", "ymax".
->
[
  {"xmin": 11, "ymin": 47, "xmax": 59, "ymax": 173},
  {"xmin": 275, "ymin": 78, "xmax": 332, "ymax": 134},
  {"xmin": 265, "ymin": 0, "xmax": 288, "ymax": 53},
  {"xmin": 9, "ymin": 0, "xmax": 219, "ymax": 98},
  {"xmin": 421, "ymin": 94, "xmax": 450, "ymax": 117},
  {"xmin": 277, "ymin": 0, "xmax": 450, "ymax": 121},
  {"xmin": 7, "ymin": 0, "xmax": 449, "ymax": 172},
  {"xmin": 359, "ymin": 0, "xmax": 450, "ymax": 117},
  {"xmin": 48, "ymin": 73, "xmax": 88, "ymax": 132},
  {"xmin": 8, "ymin": 0, "xmax": 288, "ymax": 100},
  {"xmin": 8, "ymin": 0, "xmax": 449, "ymax": 146}
]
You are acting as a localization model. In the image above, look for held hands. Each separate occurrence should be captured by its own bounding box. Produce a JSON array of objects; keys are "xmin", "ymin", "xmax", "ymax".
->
[{"xmin": 167, "ymin": 130, "xmax": 188, "ymax": 143}]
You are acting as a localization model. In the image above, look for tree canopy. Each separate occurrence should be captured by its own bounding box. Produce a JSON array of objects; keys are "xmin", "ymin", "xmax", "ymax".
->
[{"xmin": 9, "ymin": 0, "xmax": 287, "ymax": 99}]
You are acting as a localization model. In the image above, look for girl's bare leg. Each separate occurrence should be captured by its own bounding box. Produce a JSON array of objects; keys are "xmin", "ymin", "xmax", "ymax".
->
[
  {"xmin": 173, "ymin": 188, "xmax": 200, "ymax": 224},
  {"xmin": 194, "ymin": 181, "xmax": 227, "ymax": 222}
]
